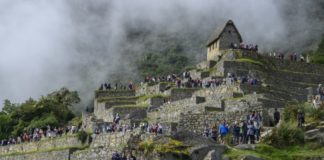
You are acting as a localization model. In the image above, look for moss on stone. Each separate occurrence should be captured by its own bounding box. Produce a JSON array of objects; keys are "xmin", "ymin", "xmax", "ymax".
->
[
  {"xmin": 224, "ymin": 144, "xmax": 324, "ymax": 160},
  {"xmin": 138, "ymin": 138, "xmax": 190, "ymax": 156},
  {"xmin": 236, "ymin": 58, "xmax": 263, "ymax": 66},
  {"xmin": 114, "ymin": 104, "xmax": 149, "ymax": 108},
  {"xmin": 137, "ymin": 94, "xmax": 170, "ymax": 103},
  {"xmin": 97, "ymin": 96, "xmax": 139, "ymax": 103},
  {"xmin": 0, "ymin": 145, "xmax": 89, "ymax": 157}
]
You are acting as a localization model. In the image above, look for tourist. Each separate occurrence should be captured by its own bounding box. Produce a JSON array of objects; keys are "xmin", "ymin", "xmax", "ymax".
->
[
  {"xmin": 211, "ymin": 124, "xmax": 218, "ymax": 142},
  {"xmin": 128, "ymin": 82, "xmax": 133, "ymax": 90},
  {"xmin": 218, "ymin": 120, "xmax": 228, "ymax": 144},
  {"xmin": 253, "ymin": 120, "xmax": 261, "ymax": 142},
  {"xmin": 239, "ymin": 120, "xmax": 247, "ymax": 144},
  {"xmin": 273, "ymin": 108, "xmax": 280, "ymax": 125},
  {"xmin": 157, "ymin": 123, "xmax": 163, "ymax": 134},
  {"xmin": 114, "ymin": 113, "xmax": 121, "ymax": 124},
  {"xmin": 246, "ymin": 111, "xmax": 253, "ymax": 121},
  {"xmin": 297, "ymin": 110, "xmax": 305, "ymax": 128},
  {"xmin": 232, "ymin": 121, "xmax": 240, "ymax": 145},
  {"xmin": 317, "ymin": 84, "xmax": 324, "ymax": 101},
  {"xmin": 203, "ymin": 126, "xmax": 209, "ymax": 137},
  {"xmin": 112, "ymin": 151, "xmax": 121, "ymax": 160},
  {"xmin": 246, "ymin": 120, "xmax": 255, "ymax": 144},
  {"xmin": 312, "ymin": 96, "xmax": 321, "ymax": 109},
  {"xmin": 99, "ymin": 84, "xmax": 104, "ymax": 90},
  {"xmin": 300, "ymin": 55, "xmax": 305, "ymax": 62}
]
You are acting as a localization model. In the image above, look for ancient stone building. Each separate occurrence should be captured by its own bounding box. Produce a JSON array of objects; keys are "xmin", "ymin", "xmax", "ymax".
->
[{"xmin": 206, "ymin": 20, "xmax": 243, "ymax": 61}]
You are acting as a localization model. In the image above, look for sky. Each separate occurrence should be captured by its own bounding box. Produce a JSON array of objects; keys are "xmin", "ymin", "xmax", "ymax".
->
[{"xmin": 0, "ymin": 0, "xmax": 323, "ymax": 109}]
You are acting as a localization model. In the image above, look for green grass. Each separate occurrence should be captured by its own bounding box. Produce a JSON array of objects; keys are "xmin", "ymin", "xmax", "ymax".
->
[
  {"xmin": 114, "ymin": 104, "xmax": 149, "ymax": 108},
  {"xmin": 236, "ymin": 58, "xmax": 263, "ymax": 66},
  {"xmin": 310, "ymin": 54, "xmax": 324, "ymax": 64},
  {"xmin": 224, "ymin": 144, "xmax": 324, "ymax": 160},
  {"xmin": 137, "ymin": 94, "xmax": 170, "ymax": 102},
  {"xmin": 95, "ymin": 89, "xmax": 135, "ymax": 93},
  {"xmin": 96, "ymin": 96, "xmax": 139, "ymax": 103},
  {"xmin": 138, "ymin": 138, "xmax": 190, "ymax": 156},
  {"xmin": 0, "ymin": 144, "xmax": 89, "ymax": 157},
  {"xmin": 171, "ymin": 88, "xmax": 200, "ymax": 91}
]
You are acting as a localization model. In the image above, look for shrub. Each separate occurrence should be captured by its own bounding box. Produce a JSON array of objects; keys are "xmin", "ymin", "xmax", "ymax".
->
[
  {"xmin": 306, "ymin": 104, "xmax": 324, "ymax": 121},
  {"xmin": 69, "ymin": 116, "xmax": 82, "ymax": 127},
  {"xmin": 283, "ymin": 103, "xmax": 306, "ymax": 122},
  {"xmin": 77, "ymin": 130, "xmax": 89, "ymax": 144},
  {"xmin": 264, "ymin": 121, "xmax": 304, "ymax": 148}
]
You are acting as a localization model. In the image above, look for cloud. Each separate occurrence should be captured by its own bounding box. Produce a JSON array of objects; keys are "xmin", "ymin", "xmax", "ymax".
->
[{"xmin": 0, "ymin": 0, "xmax": 323, "ymax": 109}]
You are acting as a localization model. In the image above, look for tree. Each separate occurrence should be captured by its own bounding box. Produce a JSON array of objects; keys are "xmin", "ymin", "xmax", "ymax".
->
[
  {"xmin": 0, "ymin": 87, "xmax": 80, "ymax": 138},
  {"xmin": 2, "ymin": 99, "xmax": 17, "ymax": 114}
]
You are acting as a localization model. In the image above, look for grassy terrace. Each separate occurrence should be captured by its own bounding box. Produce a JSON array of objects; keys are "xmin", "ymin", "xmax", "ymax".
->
[
  {"xmin": 0, "ymin": 145, "xmax": 89, "ymax": 157},
  {"xmin": 224, "ymin": 144, "xmax": 324, "ymax": 160},
  {"xmin": 96, "ymin": 96, "xmax": 139, "ymax": 103},
  {"xmin": 235, "ymin": 58, "xmax": 263, "ymax": 66},
  {"xmin": 113, "ymin": 104, "xmax": 149, "ymax": 108},
  {"xmin": 0, "ymin": 134, "xmax": 87, "ymax": 157}
]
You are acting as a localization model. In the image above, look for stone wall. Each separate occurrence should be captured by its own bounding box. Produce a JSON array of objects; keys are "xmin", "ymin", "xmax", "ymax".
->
[
  {"xmin": 178, "ymin": 110, "xmax": 250, "ymax": 132},
  {"xmin": 93, "ymin": 100, "xmax": 110, "ymax": 122},
  {"xmin": 95, "ymin": 90, "xmax": 135, "ymax": 99},
  {"xmin": 70, "ymin": 147, "xmax": 112, "ymax": 160},
  {"xmin": 148, "ymin": 98, "xmax": 204, "ymax": 123},
  {"xmin": 147, "ymin": 97, "xmax": 165, "ymax": 111},
  {"xmin": 81, "ymin": 113, "xmax": 97, "ymax": 132},
  {"xmin": 0, "ymin": 135, "xmax": 81, "ymax": 156},
  {"xmin": 71, "ymin": 132, "xmax": 134, "ymax": 160},
  {"xmin": 0, "ymin": 149, "xmax": 70, "ymax": 160},
  {"xmin": 170, "ymin": 88, "xmax": 199, "ymax": 102},
  {"xmin": 136, "ymin": 83, "xmax": 172, "ymax": 96},
  {"xmin": 112, "ymin": 107, "xmax": 147, "ymax": 121}
]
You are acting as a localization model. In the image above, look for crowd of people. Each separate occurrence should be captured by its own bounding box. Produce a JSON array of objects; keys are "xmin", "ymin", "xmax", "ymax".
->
[
  {"xmin": 202, "ymin": 111, "xmax": 263, "ymax": 145},
  {"xmin": 92, "ymin": 113, "xmax": 163, "ymax": 137},
  {"xmin": 139, "ymin": 122, "xmax": 163, "ymax": 135},
  {"xmin": 230, "ymin": 43, "xmax": 258, "ymax": 51},
  {"xmin": 0, "ymin": 125, "xmax": 79, "ymax": 146},
  {"xmin": 99, "ymin": 82, "xmax": 134, "ymax": 91},
  {"xmin": 268, "ymin": 52, "xmax": 305, "ymax": 62}
]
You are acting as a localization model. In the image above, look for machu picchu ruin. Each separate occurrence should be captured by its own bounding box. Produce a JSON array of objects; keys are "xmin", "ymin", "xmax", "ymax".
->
[{"xmin": 1, "ymin": 1, "xmax": 324, "ymax": 160}]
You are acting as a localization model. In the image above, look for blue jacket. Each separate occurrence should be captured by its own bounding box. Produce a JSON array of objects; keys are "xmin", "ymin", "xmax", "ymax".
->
[{"xmin": 219, "ymin": 124, "xmax": 228, "ymax": 135}]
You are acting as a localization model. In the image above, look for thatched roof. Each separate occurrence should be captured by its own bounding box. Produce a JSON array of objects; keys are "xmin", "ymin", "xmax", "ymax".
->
[{"xmin": 206, "ymin": 20, "xmax": 242, "ymax": 46}]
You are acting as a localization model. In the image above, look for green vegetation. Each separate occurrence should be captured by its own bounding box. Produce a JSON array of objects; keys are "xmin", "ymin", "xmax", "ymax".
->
[
  {"xmin": 0, "ymin": 88, "xmax": 80, "ymax": 140},
  {"xmin": 77, "ymin": 131, "xmax": 89, "ymax": 144},
  {"xmin": 236, "ymin": 58, "xmax": 263, "ymax": 66},
  {"xmin": 136, "ymin": 41, "xmax": 193, "ymax": 77},
  {"xmin": 138, "ymin": 138, "xmax": 190, "ymax": 156},
  {"xmin": 263, "ymin": 121, "xmax": 304, "ymax": 148},
  {"xmin": 114, "ymin": 104, "xmax": 149, "ymax": 108},
  {"xmin": 97, "ymin": 96, "xmax": 138, "ymax": 103},
  {"xmin": 137, "ymin": 94, "xmax": 170, "ymax": 103},
  {"xmin": 0, "ymin": 144, "xmax": 89, "ymax": 157},
  {"xmin": 283, "ymin": 102, "xmax": 324, "ymax": 123},
  {"xmin": 309, "ymin": 37, "xmax": 324, "ymax": 64},
  {"xmin": 264, "ymin": 102, "xmax": 324, "ymax": 148},
  {"xmin": 224, "ymin": 144, "xmax": 324, "ymax": 160},
  {"xmin": 233, "ymin": 92, "xmax": 244, "ymax": 98}
]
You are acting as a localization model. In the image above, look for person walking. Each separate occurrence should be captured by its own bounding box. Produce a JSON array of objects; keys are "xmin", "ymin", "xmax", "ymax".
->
[
  {"xmin": 297, "ymin": 110, "xmax": 305, "ymax": 128},
  {"xmin": 273, "ymin": 108, "xmax": 280, "ymax": 126}
]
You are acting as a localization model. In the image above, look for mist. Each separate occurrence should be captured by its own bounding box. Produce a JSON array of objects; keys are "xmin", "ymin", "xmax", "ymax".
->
[{"xmin": 0, "ymin": 0, "xmax": 323, "ymax": 110}]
